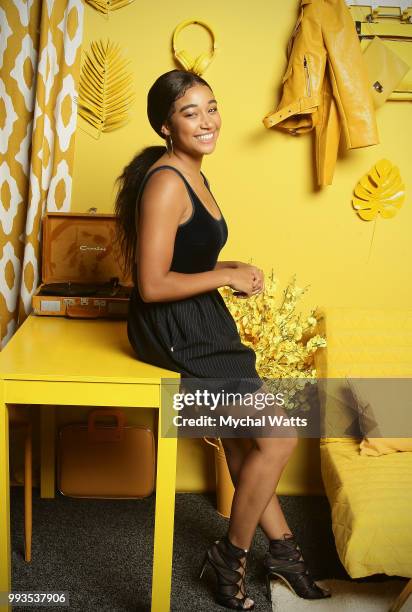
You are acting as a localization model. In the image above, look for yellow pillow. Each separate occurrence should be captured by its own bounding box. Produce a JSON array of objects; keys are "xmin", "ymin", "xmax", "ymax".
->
[
  {"xmin": 346, "ymin": 377, "xmax": 412, "ymax": 456},
  {"xmin": 360, "ymin": 437, "xmax": 412, "ymax": 456}
]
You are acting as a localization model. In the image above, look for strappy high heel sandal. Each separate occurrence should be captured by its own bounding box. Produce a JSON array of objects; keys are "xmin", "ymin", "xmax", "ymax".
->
[
  {"xmin": 263, "ymin": 533, "xmax": 331, "ymax": 602},
  {"xmin": 199, "ymin": 535, "xmax": 255, "ymax": 610}
]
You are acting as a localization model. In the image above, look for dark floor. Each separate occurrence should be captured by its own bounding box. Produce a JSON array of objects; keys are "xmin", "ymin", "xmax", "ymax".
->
[{"xmin": 10, "ymin": 488, "xmax": 351, "ymax": 611}]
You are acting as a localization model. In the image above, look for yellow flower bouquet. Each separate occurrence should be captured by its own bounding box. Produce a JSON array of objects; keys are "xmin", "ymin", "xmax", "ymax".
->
[{"xmin": 219, "ymin": 271, "xmax": 326, "ymax": 411}]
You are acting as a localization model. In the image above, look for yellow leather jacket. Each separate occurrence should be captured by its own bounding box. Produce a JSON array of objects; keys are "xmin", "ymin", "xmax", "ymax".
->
[{"xmin": 263, "ymin": 0, "xmax": 379, "ymax": 186}]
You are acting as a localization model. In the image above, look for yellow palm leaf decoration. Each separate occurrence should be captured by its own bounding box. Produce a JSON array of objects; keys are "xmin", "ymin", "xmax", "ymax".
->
[
  {"xmin": 77, "ymin": 40, "xmax": 135, "ymax": 136},
  {"xmin": 352, "ymin": 159, "xmax": 405, "ymax": 221},
  {"xmin": 85, "ymin": 0, "xmax": 136, "ymax": 15}
]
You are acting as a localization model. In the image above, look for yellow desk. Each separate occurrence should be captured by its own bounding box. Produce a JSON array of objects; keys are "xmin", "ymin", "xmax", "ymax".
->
[{"xmin": 0, "ymin": 315, "xmax": 179, "ymax": 612}]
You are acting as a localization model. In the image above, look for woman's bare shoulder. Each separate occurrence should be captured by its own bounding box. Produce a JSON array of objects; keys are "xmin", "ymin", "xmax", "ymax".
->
[
  {"xmin": 143, "ymin": 163, "xmax": 185, "ymax": 194},
  {"xmin": 139, "ymin": 163, "xmax": 187, "ymax": 223}
]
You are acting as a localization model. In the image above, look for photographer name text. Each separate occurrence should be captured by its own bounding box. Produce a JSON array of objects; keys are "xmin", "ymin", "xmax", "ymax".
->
[{"xmin": 173, "ymin": 414, "xmax": 307, "ymax": 428}]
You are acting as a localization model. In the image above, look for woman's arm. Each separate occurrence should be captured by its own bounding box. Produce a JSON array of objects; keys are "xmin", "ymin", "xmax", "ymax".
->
[
  {"xmin": 137, "ymin": 170, "xmax": 257, "ymax": 303},
  {"xmin": 214, "ymin": 261, "xmax": 242, "ymax": 270}
]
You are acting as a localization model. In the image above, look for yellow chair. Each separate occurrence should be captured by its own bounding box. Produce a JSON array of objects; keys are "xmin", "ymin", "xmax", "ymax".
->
[{"xmin": 9, "ymin": 405, "xmax": 32, "ymax": 563}]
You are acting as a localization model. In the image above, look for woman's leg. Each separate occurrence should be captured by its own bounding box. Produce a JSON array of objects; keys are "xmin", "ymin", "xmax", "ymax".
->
[
  {"xmin": 202, "ymin": 386, "xmax": 297, "ymax": 608},
  {"xmin": 221, "ymin": 438, "xmax": 330, "ymax": 602},
  {"xmin": 222, "ymin": 437, "xmax": 293, "ymax": 540},
  {"xmin": 225, "ymin": 435, "xmax": 298, "ymax": 550},
  {"xmin": 209, "ymin": 434, "xmax": 296, "ymax": 608}
]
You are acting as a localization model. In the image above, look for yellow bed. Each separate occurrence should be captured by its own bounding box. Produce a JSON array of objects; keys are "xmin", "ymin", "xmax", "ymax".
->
[
  {"xmin": 315, "ymin": 308, "xmax": 412, "ymax": 581},
  {"xmin": 321, "ymin": 438, "xmax": 412, "ymax": 578}
]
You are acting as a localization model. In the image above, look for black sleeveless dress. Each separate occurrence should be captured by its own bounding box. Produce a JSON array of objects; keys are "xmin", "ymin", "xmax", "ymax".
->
[{"xmin": 127, "ymin": 165, "xmax": 263, "ymax": 395}]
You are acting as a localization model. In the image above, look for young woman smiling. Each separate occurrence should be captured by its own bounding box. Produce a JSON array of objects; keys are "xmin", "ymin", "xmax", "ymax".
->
[{"xmin": 115, "ymin": 70, "xmax": 330, "ymax": 610}]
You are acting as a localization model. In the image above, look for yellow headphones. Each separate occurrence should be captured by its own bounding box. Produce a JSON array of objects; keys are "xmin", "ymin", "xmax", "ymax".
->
[{"xmin": 172, "ymin": 19, "xmax": 218, "ymax": 76}]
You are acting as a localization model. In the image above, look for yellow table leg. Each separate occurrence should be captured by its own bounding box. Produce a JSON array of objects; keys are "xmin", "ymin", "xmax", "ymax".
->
[
  {"xmin": 40, "ymin": 405, "xmax": 55, "ymax": 499},
  {"xmin": 389, "ymin": 578, "xmax": 412, "ymax": 612},
  {"xmin": 0, "ymin": 384, "xmax": 11, "ymax": 612},
  {"xmin": 151, "ymin": 383, "xmax": 178, "ymax": 612}
]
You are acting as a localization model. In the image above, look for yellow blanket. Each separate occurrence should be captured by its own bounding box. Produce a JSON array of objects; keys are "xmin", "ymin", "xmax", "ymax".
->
[{"xmin": 321, "ymin": 439, "xmax": 412, "ymax": 578}]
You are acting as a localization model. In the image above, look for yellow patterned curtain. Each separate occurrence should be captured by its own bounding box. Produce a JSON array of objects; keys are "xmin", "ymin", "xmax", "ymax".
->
[{"xmin": 0, "ymin": 0, "xmax": 84, "ymax": 347}]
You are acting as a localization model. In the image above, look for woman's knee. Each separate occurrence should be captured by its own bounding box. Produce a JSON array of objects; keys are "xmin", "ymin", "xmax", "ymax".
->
[{"xmin": 255, "ymin": 435, "xmax": 298, "ymax": 462}]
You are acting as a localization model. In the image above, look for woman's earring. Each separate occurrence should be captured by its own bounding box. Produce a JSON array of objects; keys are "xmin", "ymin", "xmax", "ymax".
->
[{"xmin": 166, "ymin": 134, "xmax": 174, "ymax": 156}]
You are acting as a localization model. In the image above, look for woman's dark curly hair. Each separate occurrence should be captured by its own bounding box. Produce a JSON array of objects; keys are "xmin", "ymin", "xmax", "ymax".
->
[{"xmin": 114, "ymin": 69, "xmax": 211, "ymax": 281}]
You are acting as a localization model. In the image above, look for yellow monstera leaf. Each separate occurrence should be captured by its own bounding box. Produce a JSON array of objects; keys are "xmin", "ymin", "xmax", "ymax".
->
[{"xmin": 352, "ymin": 159, "xmax": 405, "ymax": 221}]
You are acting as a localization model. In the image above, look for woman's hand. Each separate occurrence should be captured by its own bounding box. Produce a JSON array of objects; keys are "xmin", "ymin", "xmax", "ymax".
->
[{"xmin": 228, "ymin": 265, "xmax": 264, "ymax": 298}]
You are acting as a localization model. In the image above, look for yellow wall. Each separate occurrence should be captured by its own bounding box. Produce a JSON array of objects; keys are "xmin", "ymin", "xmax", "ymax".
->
[{"xmin": 69, "ymin": 0, "xmax": 412, "ymax": 494}]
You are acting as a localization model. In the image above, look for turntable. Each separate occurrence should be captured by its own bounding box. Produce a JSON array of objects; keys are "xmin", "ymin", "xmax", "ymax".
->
[{"xmin": 32, "ymin": 212, "xmax": 133, "ymax": 318}]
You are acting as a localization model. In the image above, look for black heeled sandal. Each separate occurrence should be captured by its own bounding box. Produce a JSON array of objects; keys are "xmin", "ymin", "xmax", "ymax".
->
[
  {"xmin": 264, "ymin": 533, "xmax": 331, "ymax": 601},
  {"xmin": 199, "ymin": 535, "xmax": 255, "ymax": 610}
]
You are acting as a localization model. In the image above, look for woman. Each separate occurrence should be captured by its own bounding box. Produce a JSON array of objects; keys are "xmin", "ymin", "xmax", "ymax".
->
[{"xmin": 115, "ymin": 70, "xmax": 329, "ymax": 610}]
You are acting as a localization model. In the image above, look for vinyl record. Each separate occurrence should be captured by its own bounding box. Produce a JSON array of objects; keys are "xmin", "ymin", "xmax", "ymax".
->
[
  {"xmin": 38, "ymin": 281, "xmax": 130, "ymax": 298},
  {"xmin": 40, "ymin": 283, "xmax": 103, "ymax": 297}
]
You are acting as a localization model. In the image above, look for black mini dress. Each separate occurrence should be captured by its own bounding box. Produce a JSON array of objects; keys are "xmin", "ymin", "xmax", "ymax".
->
[{"xmin": 127, "ymin": 165, "xmax": 263, "ymax": 395}]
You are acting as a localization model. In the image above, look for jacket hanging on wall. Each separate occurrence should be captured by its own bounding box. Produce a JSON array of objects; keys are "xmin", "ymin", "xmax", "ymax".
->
[{"xmin": 263, "ymin": 0, "xmax": 379, "ymax": 186}]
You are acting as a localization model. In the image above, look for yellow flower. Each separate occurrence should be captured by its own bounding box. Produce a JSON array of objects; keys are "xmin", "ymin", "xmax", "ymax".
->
[
  {"xmin": 219, "ymin": 271, "xmax": 326, "ymax": 405},
  {"xmin": 294, "ymin": 327, "xmax": 303, "ymax": 341}
]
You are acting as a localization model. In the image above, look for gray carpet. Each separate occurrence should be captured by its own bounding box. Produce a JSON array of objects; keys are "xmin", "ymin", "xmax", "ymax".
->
[{"xmin": 10, "ymin": 488, "xmax": 367, "ymax": 611}]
